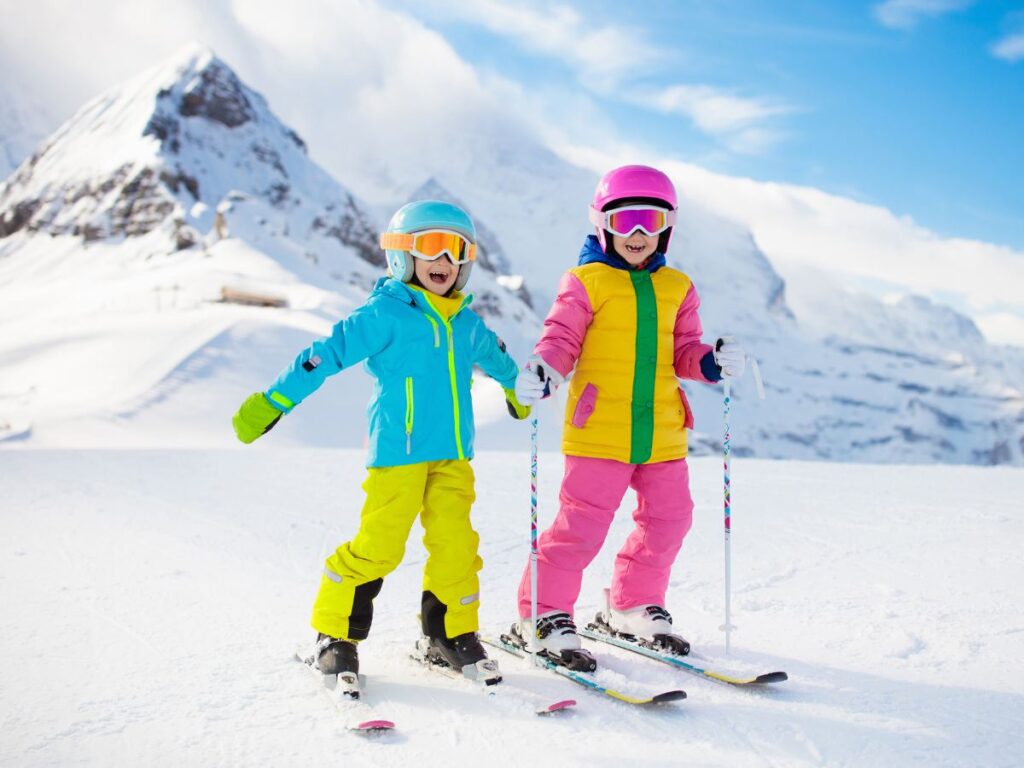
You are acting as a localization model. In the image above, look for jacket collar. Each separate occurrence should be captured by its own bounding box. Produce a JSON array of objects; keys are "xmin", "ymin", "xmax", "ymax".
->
[
  {"xmin": 373, "ymin": 277, "xmax": 472, "ymax": 316},
  {"xmin": 577, "ymin": 234, "xmax": 666, "ymax": 273}
]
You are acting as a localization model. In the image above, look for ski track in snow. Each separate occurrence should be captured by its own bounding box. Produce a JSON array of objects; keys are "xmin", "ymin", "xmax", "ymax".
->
[{"xmin": 1, "ymin": 450, "xmax": 1022, "ymax": 767}]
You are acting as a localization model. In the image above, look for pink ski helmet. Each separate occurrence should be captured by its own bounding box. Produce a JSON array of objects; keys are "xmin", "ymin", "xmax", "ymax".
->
[{"xmin": 590, "ymin": 164, "xmax": 678, "ymax": 253}]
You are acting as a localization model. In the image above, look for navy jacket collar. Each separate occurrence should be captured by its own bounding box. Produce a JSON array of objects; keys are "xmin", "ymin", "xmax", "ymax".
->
[{"xmin": 577, "ymin": 234, "xmax": 665, "ymax": 273}]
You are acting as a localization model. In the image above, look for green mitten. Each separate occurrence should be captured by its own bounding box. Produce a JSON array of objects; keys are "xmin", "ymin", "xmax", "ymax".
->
[
  {"xmin": 232, "ymin": 393, "xmax": 284, "ymax": 443},
  {"xmin": 504, "ymin": 388, "xmax": 532, "ymax": 420}
]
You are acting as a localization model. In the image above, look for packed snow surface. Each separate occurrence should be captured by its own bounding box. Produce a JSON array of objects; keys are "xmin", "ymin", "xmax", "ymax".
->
[{"xmin": 1, "ymin": 450, "xmax": 1021, "ymax": 767}]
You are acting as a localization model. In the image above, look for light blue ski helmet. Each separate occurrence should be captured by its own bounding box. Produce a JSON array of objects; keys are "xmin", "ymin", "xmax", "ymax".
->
[{"xmin": 380, "ymin": 200, "xmax": 477, "ymax": 291}]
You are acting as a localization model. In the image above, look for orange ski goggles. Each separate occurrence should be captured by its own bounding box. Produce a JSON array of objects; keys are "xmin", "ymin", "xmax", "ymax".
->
[{"xmin": 379, "ymin": 229, "xmax": 477, "ymax": 264}]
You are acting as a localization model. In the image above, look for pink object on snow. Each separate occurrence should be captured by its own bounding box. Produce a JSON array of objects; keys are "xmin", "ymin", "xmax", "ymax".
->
[{"xmin": 517, "ymin": 455, "xmax": 694, "ymax": 618}]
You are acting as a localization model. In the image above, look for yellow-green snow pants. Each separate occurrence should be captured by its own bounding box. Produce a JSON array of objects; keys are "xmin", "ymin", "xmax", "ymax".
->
[{"xmin": 310, "ymin": 459, "xmax": 482, "ymax": 641}]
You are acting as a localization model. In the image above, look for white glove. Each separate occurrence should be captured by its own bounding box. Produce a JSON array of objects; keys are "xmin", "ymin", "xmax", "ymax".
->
[
  {"xmin": 714, "ymin": 336, "xmax": 746, "ymax": 379},
  {"xmin": 514, "ymin": 357, "xmax": 562, "ymax": 405}
]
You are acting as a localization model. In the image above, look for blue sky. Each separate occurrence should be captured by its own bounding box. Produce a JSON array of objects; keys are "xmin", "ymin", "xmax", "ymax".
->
[{"xmin": 393, "ymin": 0, "xmax": 1024, "ymax": 249}]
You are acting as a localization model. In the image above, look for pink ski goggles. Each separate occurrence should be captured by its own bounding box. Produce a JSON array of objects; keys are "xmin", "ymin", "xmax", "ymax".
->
[{"xmin": 588, "ymin": 204, "xmax": 676, "ymax": 237}]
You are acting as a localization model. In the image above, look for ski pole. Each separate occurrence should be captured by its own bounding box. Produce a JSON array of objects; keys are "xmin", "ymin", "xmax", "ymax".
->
[
  {"xmin": 721, "ymin": 379, "xmax": 736, "ymax": 655},
  {"xmin": 720, "ymin": 353, "xmax": 765, "ymax": 656},
  {"xmin": 529, "ymin": 415, "xmax": 539, "ymax": 668}
]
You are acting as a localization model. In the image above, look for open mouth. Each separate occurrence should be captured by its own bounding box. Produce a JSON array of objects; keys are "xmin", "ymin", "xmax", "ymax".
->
[
  {"xmin": 428, "ymin": 268, "xmax": 451, "ymax": 284},
  {"xmin": 624, "ymin": 243, "xmax": 647, "ymax": 254}
]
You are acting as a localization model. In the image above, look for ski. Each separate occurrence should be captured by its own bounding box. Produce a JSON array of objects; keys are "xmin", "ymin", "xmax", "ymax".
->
[
  {"xmin": 579, "ymin": 623, "xmax": 788, "ymax": 687},
  {"xmin": 294, "ymin": 650, "xmax": 396, "ymax": 733},
  {"xmin": 409, "ymin": 638, "xmax": 574, "ymax": 716},
  {"xmin": 481, "ymin": 633, "xmax": 686, "ymax": 707}
]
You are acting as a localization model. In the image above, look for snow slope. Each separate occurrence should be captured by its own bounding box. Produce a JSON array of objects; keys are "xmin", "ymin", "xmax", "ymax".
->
[{"xmin": 1, "ymin": 450, "xmax": 1021, "ymax": 767}]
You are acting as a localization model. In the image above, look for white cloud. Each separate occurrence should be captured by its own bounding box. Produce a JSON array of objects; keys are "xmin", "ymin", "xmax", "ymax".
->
[
  {"xmin": 650, "ymin": 85, "xmax": 787, "ymax": 134},
  {"xmin": 976, "ymin": 312, "xmax": 1024, "ymax": 346},
  {"xmin": 654, "ymin": 159, "xmax": 1024, "ymax": 316},
  {"xmin": 636, "ymin": 84, "xmax": 790, "ymax": 154},
  {"xmin": 991, "ymin": 32, "xmax": 1024, "ymax": 62},
  {"xmin": 406, "ymin": 0, "xmax": 671, "ymax": 84},
  {"xmin": 723, "ymin": 127, "xmax": 789, "ymax": 156},
  {"xmin": 873, "ymin": 0, "xmax": 975, "ymax": 29},
  {"xmin": 400, "ymin": 0, "xmax": 786, "ymax": 155}
]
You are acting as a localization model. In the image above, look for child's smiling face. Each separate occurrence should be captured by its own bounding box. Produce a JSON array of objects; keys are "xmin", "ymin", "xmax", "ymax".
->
[
  {"xmin": 611, "ymin": 230, "xmax": 659, "ymax": 266},
  {"xmin": 413, "ymin": 253, "xmax": 458, "ymax": 295}
]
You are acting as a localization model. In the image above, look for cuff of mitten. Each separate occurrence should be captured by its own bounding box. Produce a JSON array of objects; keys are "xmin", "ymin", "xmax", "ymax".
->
[
  {"xmin": 504, "ymin": 388, "xmax": 532, "ymax": 420},
  {"xmin": 265, "ymin": 390, "xmax": 295, "ymax": 413},
  {"xmin": 699, "ymin": 350, "xmax": 723, "ymax": 383},
  {"xmin": 530, "ymin": 355, "xmax": 565, "ymax": 387}
]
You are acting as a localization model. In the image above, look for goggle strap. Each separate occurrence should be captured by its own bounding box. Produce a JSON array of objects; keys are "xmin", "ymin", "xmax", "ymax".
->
[{"xmin": 380, "ymin": 232, "xmax": 414, "ymax": 250}]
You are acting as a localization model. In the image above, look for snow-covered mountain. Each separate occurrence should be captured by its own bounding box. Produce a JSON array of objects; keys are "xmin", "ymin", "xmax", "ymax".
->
[
  {"xmin": 0, "ymin": 45, "xmax": 1021, "ymax": 465},
  {"xmin": 0, "ymin": 45, "xmax": 538, "ymax": 447}
]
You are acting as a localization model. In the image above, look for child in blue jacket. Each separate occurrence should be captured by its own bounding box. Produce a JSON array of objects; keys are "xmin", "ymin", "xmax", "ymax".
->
[{"xmin": 232, "ymin": 200, "xmax": 528, "ymax": 686}]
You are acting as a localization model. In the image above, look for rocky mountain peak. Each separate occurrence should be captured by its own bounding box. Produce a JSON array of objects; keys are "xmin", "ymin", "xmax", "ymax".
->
[{"xmin": 0, "ymin": 44, "xmax": 357, "ymax": 253}]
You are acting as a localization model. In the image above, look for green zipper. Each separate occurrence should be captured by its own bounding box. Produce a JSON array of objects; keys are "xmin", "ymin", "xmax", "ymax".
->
[
  {"xmin": 405, "ymin": 376, "xmax": 414, "ymax": 454},
  {"xmin": 426, "ymin": 316, "xmax": 440, "ymax": 347},
  {"xmin": 443, "ymin": 320, "xmax": 464, "ymax": 460}
]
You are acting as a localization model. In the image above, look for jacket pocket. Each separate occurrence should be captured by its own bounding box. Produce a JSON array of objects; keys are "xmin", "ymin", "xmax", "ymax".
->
[
  {"xmin": 571, "ymin": 383, "xmax": 598, "ymax": 428},
  {"xmin": 678, "ymin": 387, "xmax": 694, "ymax": 429}
]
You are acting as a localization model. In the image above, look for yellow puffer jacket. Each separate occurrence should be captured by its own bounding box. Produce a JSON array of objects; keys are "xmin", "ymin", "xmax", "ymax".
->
[{"xmin": 534, "ymin": 238, "xmax": 718, "ymax": 464}]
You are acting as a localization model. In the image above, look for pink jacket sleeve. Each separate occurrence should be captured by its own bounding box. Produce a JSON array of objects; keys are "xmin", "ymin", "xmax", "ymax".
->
[
  {"xmin": 674, "ymin": 283, "xmax": 717, "ymax": 383},
  {"xmin": 533, "ymin": 271, "xmax": 593, "ymax": 378}
]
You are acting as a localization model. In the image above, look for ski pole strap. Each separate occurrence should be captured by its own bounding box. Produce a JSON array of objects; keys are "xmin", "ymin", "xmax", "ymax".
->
[{"xmin": 750, "ymin": 357, "xmax": 765, "ymax": 400}]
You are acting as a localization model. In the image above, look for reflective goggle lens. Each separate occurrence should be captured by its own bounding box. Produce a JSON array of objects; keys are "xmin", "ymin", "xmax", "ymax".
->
[
  {"xmin": 412, "ymin": 231, "xmax": 471, "ymax": 262},
  {"xmin": 605, "ymin": 207, "xmax": 670, "ymax": 237},
  {"xmin": 378, "ymin": 230, "xmax": 477, "ymax": 264}
]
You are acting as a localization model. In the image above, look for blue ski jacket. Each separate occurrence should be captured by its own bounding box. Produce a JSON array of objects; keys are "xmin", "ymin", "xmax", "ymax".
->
[{"xmin": 265, "ymin": 277, "xmax": 519, "ymax": 467}]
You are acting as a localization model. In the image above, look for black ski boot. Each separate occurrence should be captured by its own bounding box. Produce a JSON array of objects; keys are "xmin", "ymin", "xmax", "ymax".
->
[
  {"xmin": 422, "ymin": 632, "xmax": 502, "ymax": 685},
  {"xmin": 310, "ymin": 633, "xmax": 361, "ymax": 700},
  {"xmin": 315, "ymin": 633, "xmax": 359, "ymax": 675}
]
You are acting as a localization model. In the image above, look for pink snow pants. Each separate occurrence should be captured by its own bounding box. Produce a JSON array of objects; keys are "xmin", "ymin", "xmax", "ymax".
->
[{"xmin": 517, "ymin": 455, "xmax": 694, "ymax": 618}]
